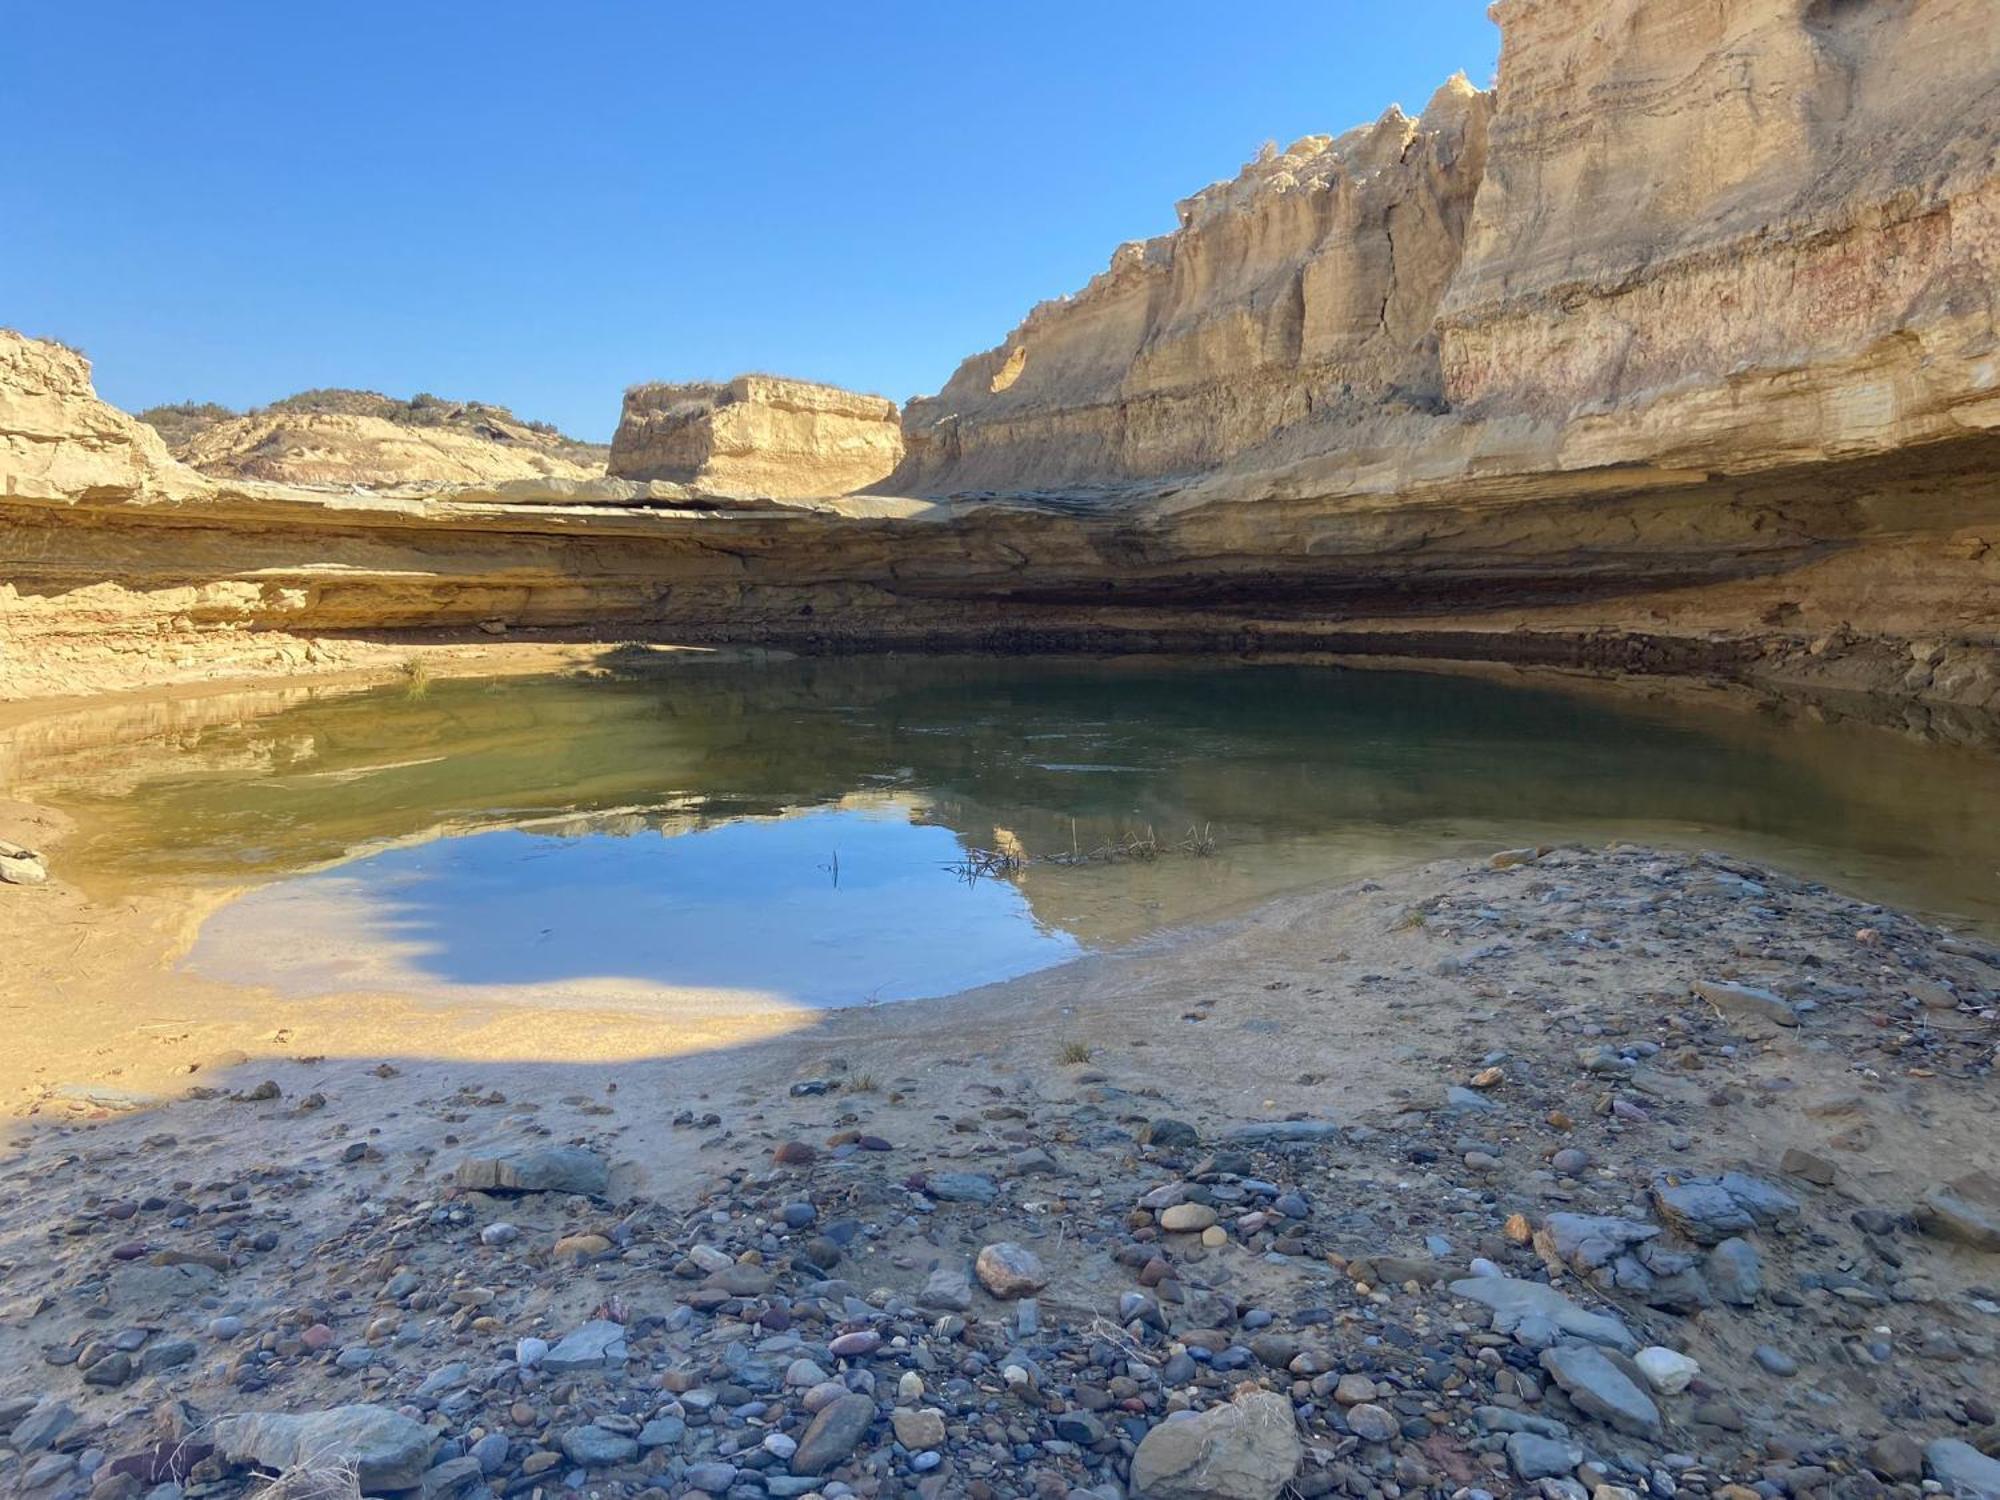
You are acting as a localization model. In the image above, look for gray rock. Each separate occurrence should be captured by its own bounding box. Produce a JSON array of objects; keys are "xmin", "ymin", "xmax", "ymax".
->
[
  {"xmin": 1693, "ymin": 979, "xmax": 1798, "ymax": 1031},
  {"xmin": 1539, "ymin": 1344, "xmax": 1663, "ymax": 1438},
  {"xmin": 1651, "ymin": 1173, "xmax": 1800, "ymax": 1245},
  {"xmin": 1921, "ymin": 1171, "xmax": 2000, "ymax": 1252},
  {"xmin": 1445, "ymin": 1086, "xmax": 1500, "ymax": 1115},
  {"xmin": 10, "ymin": 1399, "xmax": 75, "ymax": 1453},
  {"xmin": 974, "ymin": 1242, "xmax": 1047, "ymax": 1299},
  {"xmin": 22, "ymin": 1453, "xmax": 73, "ymax": 1489},
  {"xmin": 1707, "ymin": 1238, "xmax": 1763, "ymax": 1304},
  {"xmin": 791, "ymin": 1392, "xmax": 876, "ymax": 1476},
  {"xmin": 140, "ymin": 1339, "xmax": 197, "ymax": 1375},
  {"xmin": 420, "ymin": 1456, "xmax": 483, "ymax": 1499},
  {"xmin": 560, "ymin": 1426, "xmax": 637, "ymax": 1466},
  {"xmin": 1140, "ymin": 1119, "xmax": 1199, "ymax": 1149},
  {"xmin": 1218, "ymin": 1120, "xmax": 1341, "ymax": 1143},
  {"xmin": 212, "ymin": 1405, "xmax": 437, "ymax": 1494},
  {"xmin": 1129, "ymin": 1390, "xmax": 1303, "ymax": 1499},
  {"xmin": 110, "ymin": 1262, "xmax": 221, "ymax": 1306},
  {"xmin": 923, "ymin": 1172, "xmax": 998, "ymax": 1204},
  {"xmin": 1508, "ymin": 1432, "xmax": 1585, "ymax": 1480},
  {"xmin": 469, "ymin": 1434, "xmax": 509, "ymax": 1474},
  {"xmin": 452, "ymin": 1146, "xmax": 607, "ymax": 1196},
  {"xmin": 1536, "ymin": 1214, "xmax": 1661, "ymax": 1275},
  {"xmin": 919, "ymin": 1266, "xmax": 973, "ymax": 1311},
  {"xmin": 637, "ymin": 1416, "xmax": 685, "ymax": 1448},
  {"xmin": 1752, "ymin": 1343, "xmax": 1799, "ymax": 1375},
  {"xmin": 1345, "ymin": 1404, "xmax": 1398, "ymax": 1443},
  {"xmin": 684, "ymin": 1462, "xmax": 738, "ymax": 1495},
  {"xmin": 541, "ymin": 1320, "xmax": 626, "ymax": 1374},
  {"xmin": 1926, "ymin": 1438, "xmax": 2000, "ymax": 1499},
  {"xmin": 1449, "ymin": 1277, "xmax": 1636, "ymax": 1352},
  {"xmin": 413, "ymin": 1362, "xmax": 469, "ymax": 1399}
]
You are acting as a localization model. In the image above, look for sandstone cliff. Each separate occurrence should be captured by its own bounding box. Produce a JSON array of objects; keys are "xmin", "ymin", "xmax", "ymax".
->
[
  {"xmin": 895, "ymin": 76, "xmax": 1493, "ymax": 493},
  {"xmin": 4, "ymin": 0, "xmax": 1997, "ymax": 720},
  {"xmin": 168, "ymin": 390, "xmax": 607, "ymax": 488},
  {"xmin": 609, "ymin": 376, "xmax": 904, "ymax": 499}
]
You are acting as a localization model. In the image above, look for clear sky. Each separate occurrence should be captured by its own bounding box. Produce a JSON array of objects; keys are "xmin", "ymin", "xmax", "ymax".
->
[{"xmin": 6, "ymin": 3, "xmax": 1500, "ymax": 441}]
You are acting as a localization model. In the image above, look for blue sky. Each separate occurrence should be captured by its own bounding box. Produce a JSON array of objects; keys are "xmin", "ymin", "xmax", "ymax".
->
[{"xmin": 6, "ymin": 3, "xmax": 1499, "ymax": 440}]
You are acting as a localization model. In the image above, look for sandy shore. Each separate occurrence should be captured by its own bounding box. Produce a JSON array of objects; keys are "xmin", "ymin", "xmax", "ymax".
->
[{"xmin": 2, "ymin": 667, "xmax": 1998, "ymax": 1500}]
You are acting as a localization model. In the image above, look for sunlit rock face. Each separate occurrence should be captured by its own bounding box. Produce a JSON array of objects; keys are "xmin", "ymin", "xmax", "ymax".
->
[
  {"xmin": 894, "ymin": 76, "xmax": 1494, "ymax": 493},
  {"xmin": 610, "ymin": 376, "xmax": 904, "ymax": 499},
  {"xmin": 1441, "ymin": 0, "xmax": 2000, "ymax": 418},
  {"xmin": 898, "ymin": 0, "xmax": 1998, "ymax": 498},
  {"xmin": 3, "ymin": 1, "xmax": 1998, "ymax": 713}
]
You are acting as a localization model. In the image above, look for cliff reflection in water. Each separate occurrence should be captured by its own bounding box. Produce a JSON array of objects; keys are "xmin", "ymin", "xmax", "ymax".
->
[{"xmin": 5, "ymin": 656, "xmax": 1998, "ymax": 1006}]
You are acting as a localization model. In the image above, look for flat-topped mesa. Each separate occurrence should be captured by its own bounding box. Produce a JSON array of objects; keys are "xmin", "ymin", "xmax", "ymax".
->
[
  {"xmin": 894, "ymin": 76, "xmax": 1494, "ymax": 495},
  {"xmin": 609, "ymin": 375, "xmax": 904, "ymax": 499}
]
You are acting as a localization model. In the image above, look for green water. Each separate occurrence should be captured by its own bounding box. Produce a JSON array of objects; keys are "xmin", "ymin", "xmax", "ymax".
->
[{"xmin": 5, "ymin": 657, "xmax": 1997, "ymax": 1005}]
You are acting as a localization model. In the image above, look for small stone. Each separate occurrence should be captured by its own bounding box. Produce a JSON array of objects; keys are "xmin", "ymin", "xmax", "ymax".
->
[
  {"xmin": 1508, "ymin": 1432, "xmax": 1585, "ymax": 1480},
  {"xmin": 1752, "ymin": 1344, "xmax": 1799, "ymax": 1376},
  {"xmin": 541, "ymin": 1320, "xmax": 626, "ymax": 1374},
  {"xmin": 891, "ymin": 1408, "xmax": 946, "ymax": 1450},
  {"xmin": 974, "ymin": 1241, "xmax": 1048, "ymax": 1298},
  {"xmin": 1633, "ymin": 1347, "xmax": 1700, "ymax": 1394},
  {"xmin": 1707, "ymin": 1238, "xmax": 1763, "ymax": 1305},
  {"xmin": 1346, "ymin": 1404, "xmax": 1398, "ymax": 1443},
  {"xmin": 1160, "ymin": 1202, "xmax": 1218, "ymax": 1233},
  {"xmin": 791, "ymin": 1392, "xmax": 876, "ymax": 1476},
  {"xmin": 1140, "ymin": 1119, "xmax": 1199, "ymax": 1149}
]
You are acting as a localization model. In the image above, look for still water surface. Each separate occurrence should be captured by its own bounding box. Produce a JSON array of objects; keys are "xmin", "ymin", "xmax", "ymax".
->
[{"xmin": 6, "ymin": 657, "xmax": 1997, "ymax": 1009}]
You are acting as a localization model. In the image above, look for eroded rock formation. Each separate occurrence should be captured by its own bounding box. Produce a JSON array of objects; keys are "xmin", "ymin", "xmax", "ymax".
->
[
  {"xmin": 3, "ymin": 0, "xmax": 1997, "ymax": 716},
  {"xmin": 168, "ymin": 391, "xmax": 606, "ymax": 487},
  {"xmin": 610, "ymin": 376, "xmax": 903, "ymax": 499}
]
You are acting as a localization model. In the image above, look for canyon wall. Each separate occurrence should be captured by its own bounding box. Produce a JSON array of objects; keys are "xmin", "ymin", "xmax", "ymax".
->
[
  {"xmin": 4, "ymin": 0, "xmax": 1997, "ymax": 720},
  {"xmin": 900, "ymin": 0, "xmax": 1999, "ymax": 498},
  {"xmin": 610, "ymin": 376, "xmax": 904, "ymax": 499}
]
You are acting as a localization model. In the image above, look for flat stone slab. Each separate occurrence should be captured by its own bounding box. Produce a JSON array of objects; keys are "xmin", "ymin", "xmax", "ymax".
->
[
  {"xmin": 1449, "ymin": 1277, "xmax": 1636, "ymax": 1352},
  {"xmin": 1922, "ymin": 1170, "xmax": 2000, "ymax": 1252},
  {"xmin": 1540, "ymin": 1343, "xmax": 1662, "ymax": 1438},
  {"xmin": 1218, "ymin": 1120, "xmax": 1341, "ymax": 1143},
  {"xmin": 1694, "ymin": 979, "xmax": 1798, "ymax": 1031},
  {"xmin": 1926, "ymin": 1438, "xmax": 2000, "ymax": 1499},
  {"xmin": 541, "ymin": 1320, "xmax": 627, "ymax": 1374},
  {"xmin": 212, "ymin": 1405, "xmax": 437, "ymax": 1494},
  {"xmin": 453, "ymin": 1146, "xmax": 608, "ymax": 1196},
  {"xmin": 1651, "ymin": 1172, "xmax": 1800, "ymax": 1245}
]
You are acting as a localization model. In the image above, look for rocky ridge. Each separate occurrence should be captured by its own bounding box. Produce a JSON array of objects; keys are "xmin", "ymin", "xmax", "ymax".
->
[{"xmin": 164, "ymin": 391, "xmax": 607, "ymax": 488}]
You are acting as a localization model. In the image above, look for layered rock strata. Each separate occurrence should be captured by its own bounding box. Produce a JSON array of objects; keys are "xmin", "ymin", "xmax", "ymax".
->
[
  {"xmin": 608, "ymin": 376, "xmax": 903, "ymax": 499},
  {"xmin": 4, "ymin": 0, "xmax": 1997, "ymax": 713}
]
